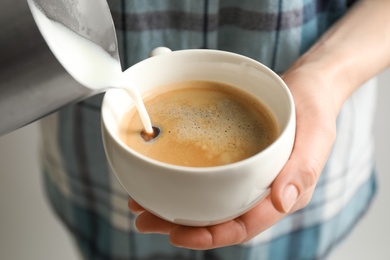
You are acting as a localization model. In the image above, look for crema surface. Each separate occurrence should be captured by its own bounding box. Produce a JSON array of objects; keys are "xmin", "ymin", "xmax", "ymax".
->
[{"xmin": 120, "ymin": 81, "xmax": 278, "ymax": 167}]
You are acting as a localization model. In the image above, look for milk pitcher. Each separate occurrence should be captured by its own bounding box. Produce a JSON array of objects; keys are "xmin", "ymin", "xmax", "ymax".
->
[{"xmin": 0, "ymin": 0, "xmax": 119, "ymax": 136}]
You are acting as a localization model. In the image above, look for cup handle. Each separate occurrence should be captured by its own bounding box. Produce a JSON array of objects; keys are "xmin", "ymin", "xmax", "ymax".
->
[{"xmin": 148, "ymin": 47, "xmax": 172, "ymax": 57}]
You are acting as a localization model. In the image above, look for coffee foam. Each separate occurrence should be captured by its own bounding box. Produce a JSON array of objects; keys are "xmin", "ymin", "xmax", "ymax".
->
[{"xmin": 121, "ymin": 81, "xmax": 278, "ymax": 167}]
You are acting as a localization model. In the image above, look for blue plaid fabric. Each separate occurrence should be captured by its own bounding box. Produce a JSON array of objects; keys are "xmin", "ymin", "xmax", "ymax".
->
[{"xmin": 40, "ymin": 0, "xmax": 378, "ymax": 259}]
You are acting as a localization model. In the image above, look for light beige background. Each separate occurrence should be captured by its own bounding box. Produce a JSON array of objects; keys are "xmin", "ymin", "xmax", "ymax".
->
[{"xmin": 0, "ymin": 70, "xmax": 389, "ymax": 259}]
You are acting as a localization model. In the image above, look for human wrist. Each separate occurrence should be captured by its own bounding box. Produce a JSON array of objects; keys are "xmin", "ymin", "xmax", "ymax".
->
[
  {"xmin": 281, "ymin": 46, "xmax": 350, "ymax": 117},
  {"xmin": 293, "ymin": 45, "xmax": 355, "ymax": 113}
]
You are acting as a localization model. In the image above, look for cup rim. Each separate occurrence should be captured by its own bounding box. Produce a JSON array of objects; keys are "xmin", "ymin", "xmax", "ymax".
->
[{"xmin": 102, "ymin": 49, "xmax": 295, "ymax": 173}]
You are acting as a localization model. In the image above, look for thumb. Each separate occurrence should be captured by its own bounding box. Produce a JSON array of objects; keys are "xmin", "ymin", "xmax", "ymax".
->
[{"xmin": 271, "ymin": 90, "xmax": 337, "ymax": 213}]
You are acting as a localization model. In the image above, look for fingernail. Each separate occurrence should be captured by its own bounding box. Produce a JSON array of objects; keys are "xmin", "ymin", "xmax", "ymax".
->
[{"xmin": 282, "ymin": 184, "xmax": 298, "ymax": 213}]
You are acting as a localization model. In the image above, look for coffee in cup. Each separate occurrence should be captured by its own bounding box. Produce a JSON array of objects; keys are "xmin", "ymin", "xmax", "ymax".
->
[{"xmin": 120, "ymin": 80, "xmax": 279, "ymax": 167}]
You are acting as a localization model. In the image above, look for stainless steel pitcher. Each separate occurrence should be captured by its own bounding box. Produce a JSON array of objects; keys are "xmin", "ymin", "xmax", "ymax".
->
[{"xmin": 0, "ymin": 0, "xmax": 118, "ymax": 136}]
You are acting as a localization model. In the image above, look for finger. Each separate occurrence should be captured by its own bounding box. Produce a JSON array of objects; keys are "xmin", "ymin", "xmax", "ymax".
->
[
  {"xmin": 270, "ymin": 95, "xmax": 336, "ymax": 213},
  {"xmin": 169, "ymin": 195, "xmax": 286, "ymax": 249},
  {"xmin": 128, "ymin": 198, "xmax": 146, "ymax": 214},
  {"xmin": 135, "ymin": 211, "xmax": 178, "ymax": 235}
]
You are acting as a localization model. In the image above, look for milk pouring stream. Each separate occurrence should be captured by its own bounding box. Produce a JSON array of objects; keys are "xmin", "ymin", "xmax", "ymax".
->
[{"xmin": 29, "ymin": 2, "xmax": 153, "ymax": 133}]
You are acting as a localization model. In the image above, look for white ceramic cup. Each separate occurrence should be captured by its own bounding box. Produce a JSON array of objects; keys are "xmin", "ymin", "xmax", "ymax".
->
[{"xmin": 101, "ymin": 49, "xmax": 295, "ymax": 226}]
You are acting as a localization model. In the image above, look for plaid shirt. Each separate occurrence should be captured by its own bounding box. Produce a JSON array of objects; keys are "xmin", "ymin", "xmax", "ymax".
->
[{"xmin": 40, "ymin": 0, "xmax": 377, "ymax": 259}]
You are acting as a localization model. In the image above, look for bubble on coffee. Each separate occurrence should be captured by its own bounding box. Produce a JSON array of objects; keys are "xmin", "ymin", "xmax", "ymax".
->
[{"xmin": 120, "ymin": 81, "xmax": 279, "ymax": 167}]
